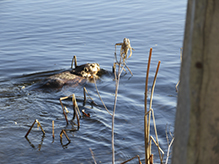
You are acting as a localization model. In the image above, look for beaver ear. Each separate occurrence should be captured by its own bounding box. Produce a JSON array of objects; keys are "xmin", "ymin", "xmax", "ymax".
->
[{"xmin": 91, "ymin": 63, "xmax": 96, "ymax": 68}]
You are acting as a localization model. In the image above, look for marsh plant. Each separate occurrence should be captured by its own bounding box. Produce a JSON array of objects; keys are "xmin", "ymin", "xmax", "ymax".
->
[
  {"xmin": 112, "ymin": 38, "xmax": 134, "ymax": 164},
  {"xmin": 24, "ymin": 38, "xmax": 174, "ymax": 164},
  {"xmin": 95, "ymin": 39, "xmax": 174, "ymax": 164},
  {"xmin": 93, "ymin": 38, "xmax": 134, "ymax": 164}
]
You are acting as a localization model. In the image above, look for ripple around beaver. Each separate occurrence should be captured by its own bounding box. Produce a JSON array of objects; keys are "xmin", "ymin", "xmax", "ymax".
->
[
  {"xmin": 21, "ymin": 67, "xmax": 112, "ymax": 92},
  {"xmin": 25, "ymin": 63, "xmax": 100, "ymax": 90}
]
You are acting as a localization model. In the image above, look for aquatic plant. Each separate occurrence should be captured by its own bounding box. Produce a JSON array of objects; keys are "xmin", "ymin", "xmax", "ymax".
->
[
  {"xmin": 112, "ymin": 38, "xmax": 135, "ymax": 164},
  {"xmin": 25, "ymin": 119, "xmax": 45, "ymax": 138},
  {"xmin": 24, "ymin": 41, "xmax": 175, "ymax": 164},
  {"xmin": 93, "ymin": 38, "xmax": 135, "ymax": 163},
  {"xmin": 144, "ymin": 48, "xmax": 175, "ymax": 164}
]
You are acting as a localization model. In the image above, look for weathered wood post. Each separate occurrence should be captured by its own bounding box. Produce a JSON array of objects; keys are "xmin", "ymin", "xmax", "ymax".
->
[{"xmin": 172, "ymin": 0, "xmax": 219, "ymax": 163}]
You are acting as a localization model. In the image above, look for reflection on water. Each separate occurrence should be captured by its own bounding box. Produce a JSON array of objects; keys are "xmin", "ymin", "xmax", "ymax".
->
[{"xmin": 0, "ymin": 0, "xmax": 187, "ymax": 163}]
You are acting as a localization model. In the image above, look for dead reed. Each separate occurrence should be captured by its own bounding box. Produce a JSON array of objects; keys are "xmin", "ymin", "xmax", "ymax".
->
[
  {"xmin": 144, "ymin": 48, "xmax": 152, "ymax": 163},
  {"xmin": 71, "ymin": 55, "xmax": 77, "ymax": 69},
  {"xmin": 89, "ymin": 148, "xmax": 97, "ymax": 164},
  {"xmin": 121, "ymin": 155, "xmax": 142, "ymax": 164},
  {"xmin": 93, "ymin": 38, "xmax": 134, "ymax": 164},
  {"xmin": 111, "ymin": 38, "xmax": 134, "ymax": 164},
  {"xmin": 25, "ymin": 119, "xmax": 45, "ymax": 138},
  {"xmin": 60, "ymin": 96, "xmax": 70, "ymax": 125},
  {"xmin": 59, "ymin": 94, "xmax": 81, "ymax": 130},
  {"xmin": 52, "ymin": 120, "xmax": 55, "ymax": 140},
  {"xmin": 144, "ymin": 49, "xmax": 163, "ymax": 164},
  {"xmin": 83, "ymin": 87, "xmax": 97, "ymax": 107},
  {"xmin": 60, "ymin": 129, "xmax": 71, "ymax": 142}
]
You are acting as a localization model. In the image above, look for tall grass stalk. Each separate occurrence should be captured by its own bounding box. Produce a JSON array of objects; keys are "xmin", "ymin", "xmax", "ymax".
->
[
  {"xmin": 112, "ymin": 38, "xmax": 134, "ymax": 164},
  {"xmin": 112, "ymin": 58, "xmax": 121, "ymax": 164},
  {"xmin": 148, "ymin": 61, "xmax": 161, "ymax": 162},
  {"xmin": 93, "ymin": 78, "xmax": 112, "ymax": 116},
  {"xmin": 144, "ymin": 48, "xmax": 152, "ymax": 164},
  {"xmin": 165, "ymin": 138, "xmax": 174, "ymax": 164},
  {"xmin": 144, "ymin": 48, "xmax": 163, "ymax": 164}
]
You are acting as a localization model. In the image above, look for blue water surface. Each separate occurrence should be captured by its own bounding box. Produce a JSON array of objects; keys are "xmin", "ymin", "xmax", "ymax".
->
[{"xmin": 0, "ymin": 0, "xmax": 187, "ymax": 163}]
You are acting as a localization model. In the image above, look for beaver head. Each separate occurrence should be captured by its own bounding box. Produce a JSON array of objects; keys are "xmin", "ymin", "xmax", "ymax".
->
[{"xmin": 72, "ymin": 63, "xmax": 100, "ymax": 78}]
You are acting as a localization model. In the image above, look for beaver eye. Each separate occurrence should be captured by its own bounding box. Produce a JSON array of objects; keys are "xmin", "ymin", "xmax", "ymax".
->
[
  {"xmin": 91, "ymin": 64, "xmax": 95, "ymax": 68},
  {"xmin": 84, "ymin": 67, "xmax": 88, "ymax": 72}
]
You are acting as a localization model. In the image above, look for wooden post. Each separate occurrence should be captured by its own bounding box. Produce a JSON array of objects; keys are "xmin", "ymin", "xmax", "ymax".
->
[{"xmin": 172, "ymin": 0, "xmax": 219, "ymax": 163}]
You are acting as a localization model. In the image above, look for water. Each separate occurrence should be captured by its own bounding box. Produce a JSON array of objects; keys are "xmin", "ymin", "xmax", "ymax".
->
[{"xmin": 0, "ymin": 0, "xmax": 187, "ymax": 163}]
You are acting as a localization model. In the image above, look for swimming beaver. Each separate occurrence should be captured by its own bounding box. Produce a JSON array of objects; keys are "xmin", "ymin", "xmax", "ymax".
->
[{"xmin": 42, "ymin": 63, "xmax": 100, "ymax": 88}]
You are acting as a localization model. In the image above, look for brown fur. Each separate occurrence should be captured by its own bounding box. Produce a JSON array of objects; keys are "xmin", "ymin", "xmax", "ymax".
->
[{"xmin": 43, "ymin": 63, "xmax": 100, "ymax": 88}]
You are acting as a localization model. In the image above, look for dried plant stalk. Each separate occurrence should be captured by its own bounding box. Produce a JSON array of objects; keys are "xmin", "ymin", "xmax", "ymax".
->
[
  {"xmin": 83, "ymin": 87, "xmax": 87, "ymax": 102},
  {"xmin": 93, "ymin": 77, "xmax": 112, "ymax": 116},
  {"xmin": 165, "ymin": 124, "xmax": 169, "ymax": 146},
  {"xmin": 60, "ymin": 129, "xmax": 71, "ymax": 142},
  {"xmin": 36, "ymin": 119, "xmax": 46, "ymax": 135},
  {"xmin": 83, "ymin": 87, "xmax": 96, "ymax": 106},
  {"xmin": 25, "ymin": 119, "xmax": 45, "ymax": 137},
  {"xmin": 150, "ymin": 108, "xmax": 163, "ymax": 163},
  {"xmin": 89, "ymin": 148, "xmax": 97, "ymax": 164},
  {"xmin": 120, "ymin": 155, "xmax": 142, "ymax": 164},
  {"xmin": 124, "ymin": 64, "xmax": 133, "ymax": 76},
  {"xmin": 72, "ymin": 94, "xmax": 80, "ymax": 130},
  {"xmin": 111, "ymin": 57, "xmax": 121, "ymax": 164},
  {"xmin": 60, "ymin": 96, "xmax": 69, "ymax": 125},
  {"xmin": 82, "ymin": 109, "xmax": 90, "ymax": 117},
  {"xmin": 111, "ymin": 38, "xmax": 134, "ymax": 164},
  {"xmin": 72, "ymin": 94, "xmax": 81, "ymax": 117},
  {"xmin": 25, "ymin": 119, "xmax": 36, "ymax": 137},
  {"xmin": 165, "ymin": 137, "xmax": 174, "ymax": 164},
  {"xmin": 147, "ymin": 61, "xmax": 161, "ymax": 157},
  {"xmin": 60, "ymin": 94, "xmax": 81, "ymax": 129},
  {"xmin": 149, "ymin": 154, "xmax": 153, "ymax": 164},
  {"xmin": 115, "ymin": 38, "xmax": 135, "ymax": 63},
  {"xmin": 71, "ymin": 55, "xmax": 77, "ymax": 69},
  {"xmin": 144, "ymin": 48, "xmax": 152, "ymax": 164},
  {"xmin": 52, "ymin": 120, "xmax": 55, "ymax": 139},
  {"xmin": 150, "ymin": 135, "xmax": 165, "ymax": 155}
]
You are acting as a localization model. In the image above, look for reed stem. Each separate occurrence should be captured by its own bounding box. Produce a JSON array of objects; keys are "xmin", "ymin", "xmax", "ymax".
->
[
  {"xmin": 36, "ymin": 119, "xmax": 46, "ymax": 135},
  {"xmin": 165, "ymin": 138, "xmax": 174, "ymax": 164},
  {"xmin": 71, "ymin": 55, "xmax": 77, "ymax": 69},
  {"xmin": 93, "ymin": 77, "xmax": 112, "ymax": 116},
  {"xmin": 144, "ymin": 48, "xmax": 152, "ymax": 164},
  {"xmin": 60, "ymin": 96, "xmax": 69, "ymax": 125},
  {"xmin": 89, "ymin": 148, "xmax": 97, "ymax": 164},
  {"xmin": 112, "ymin": 57, "xmax": 122, "ymax": 164},
  {"xmin": 52, "ymin": 120, "xmax": 55, "ymax": 139},
  {"xmin": 147, "ymin": 61, "xmax": 161, "ymax": 158},
  {"xmin": 25, "ymin": 119, "xmax": 36, "ymax": 138},
  {"xmin": 60, "ymin": 129, "xmax": 71, "ymax": 142},
  {"xmin": 72, "ymin": 94, "xmax": 80, "ymax": 130}
]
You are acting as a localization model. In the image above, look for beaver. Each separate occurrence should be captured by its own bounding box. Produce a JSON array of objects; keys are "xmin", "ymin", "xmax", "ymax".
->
[{"xmin": 42, "ymin": 63, "xmax": 100, "ymax": 88}]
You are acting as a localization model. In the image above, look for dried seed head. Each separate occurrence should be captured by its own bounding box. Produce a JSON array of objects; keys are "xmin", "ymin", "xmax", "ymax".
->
[{"xmin": 118, "ymin": 38, "xmax": 134, "ymax": 63}]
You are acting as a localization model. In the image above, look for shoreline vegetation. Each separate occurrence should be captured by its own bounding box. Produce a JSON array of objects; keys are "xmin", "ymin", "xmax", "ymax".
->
[{"xmin": 24, "ymin": 38, "xmax": 174, "ymax": 164}]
